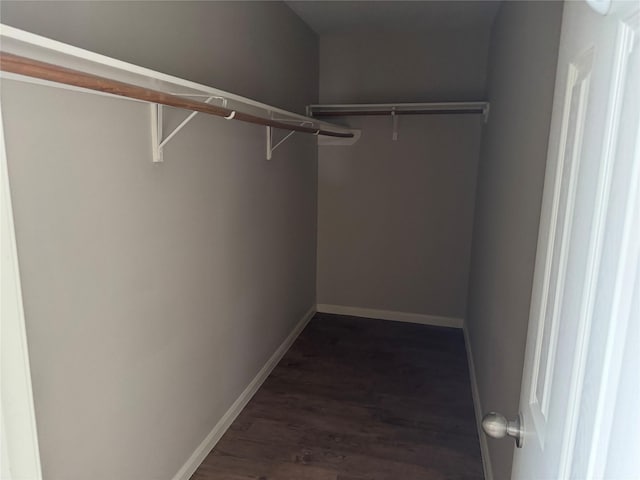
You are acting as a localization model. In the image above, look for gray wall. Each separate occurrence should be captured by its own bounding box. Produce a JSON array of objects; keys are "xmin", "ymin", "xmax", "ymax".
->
[
  {"xmin": 0, "ymin": 2, "xmax": 318, "ymax": 479},
  {"xmin": 317, "ymin": 29, "xmax": 490, "ymax": 318},
  {"xmin": 465, "ymin": 2, "xmax": 563, "ymax": 479},
  {"xmin": 320, "ymin": 29, "xmax": 490, "ymax": 104},
  {"xmin": 317, "ymin": 115, "xmax": 483, "ymax": 318},
  {"xmin": 1, "ymin": 1, "xmax": 313, "ymax": 113}
]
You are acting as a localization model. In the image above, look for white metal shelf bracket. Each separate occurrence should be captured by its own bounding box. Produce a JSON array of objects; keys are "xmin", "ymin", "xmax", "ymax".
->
[
  {"xmin": 391, "ymin": 107, "xmax": 398, "ymax": 141},
  {"xmin": 265, "ymin": 119, "xmax": 313, "ymax": 160},
  {"xmin": 150, "ymin": 103, "xmax": 162, "ymax": 163},
  {"xmin": 151, "ymin": 96, "xmax": 227, "ymax": 163}
]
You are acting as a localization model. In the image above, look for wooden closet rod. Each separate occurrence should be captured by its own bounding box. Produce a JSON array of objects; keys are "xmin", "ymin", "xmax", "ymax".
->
[{"xmin": 0, "ymin": 52, "xmax": 354, "ymax": 139}]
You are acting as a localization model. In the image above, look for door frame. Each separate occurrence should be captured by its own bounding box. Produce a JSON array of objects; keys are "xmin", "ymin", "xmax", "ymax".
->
[{"xmin": 0, "ymin": 96, "xmax": 43, "ymax": 479}]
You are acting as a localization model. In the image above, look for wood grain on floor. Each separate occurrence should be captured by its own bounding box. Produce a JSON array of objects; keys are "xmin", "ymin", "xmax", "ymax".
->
[{"xmin": 190, "ymin": 313, "xmax": 484, "ymax": 480}]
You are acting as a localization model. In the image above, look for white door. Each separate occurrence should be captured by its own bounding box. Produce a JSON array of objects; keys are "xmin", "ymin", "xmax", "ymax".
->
[{"xmin": 484, "ymin": 1, "xmax": 640, "ymax": 479}]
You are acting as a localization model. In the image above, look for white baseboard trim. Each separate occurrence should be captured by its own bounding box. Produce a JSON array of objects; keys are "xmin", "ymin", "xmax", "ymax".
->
[
  {"xmin": 463, "ymin": 322, "xmax": 494, "ymax": 480},
  {"xmin": 316, "ymin": 304, "xmax": 463, "ymax": 329},
  {"xmin": 171, "ymin": 306, "xmax": 316, "ymax": 480}
]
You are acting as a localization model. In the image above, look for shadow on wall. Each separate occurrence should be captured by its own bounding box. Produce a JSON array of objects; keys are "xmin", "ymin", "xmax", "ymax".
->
[{"xmin": 465, "ymin": 2, "xmax": 564, "ymax": 480}]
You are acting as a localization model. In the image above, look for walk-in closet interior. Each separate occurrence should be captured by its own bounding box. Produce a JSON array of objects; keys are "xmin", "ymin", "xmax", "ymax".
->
[{"xmin": 1, "ymin": 1, "xmax": 575, "ymax": 479}]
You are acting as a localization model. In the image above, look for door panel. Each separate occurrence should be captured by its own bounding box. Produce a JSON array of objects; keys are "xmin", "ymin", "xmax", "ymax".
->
[
  {"xmin": 529, "ymin": 48, "xmax": 593, "ymax": 441},
  {"xmin": 512, "ymin": 2, "xmax": 640, "ymax": 478},
  {"xmin": 569, "ymin": 11, "xmax": 640, "ymax": 479}
]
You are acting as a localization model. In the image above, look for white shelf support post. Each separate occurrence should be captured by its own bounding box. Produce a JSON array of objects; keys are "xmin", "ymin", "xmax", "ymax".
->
[
  {"xmin": 266, "ymin": 126, "xmax": 273, "ymax": 161},
  {"xmin": 391, "ymin": 107, "xmax": 398, "ymax": 141},
  {"xmin": 150, "ymin": 103, "xmax": 163, "ymax": 163}
]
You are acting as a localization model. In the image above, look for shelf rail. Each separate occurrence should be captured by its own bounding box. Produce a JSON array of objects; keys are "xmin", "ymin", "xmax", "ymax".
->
[
  {"xmin": 308, "ymin": 102, "xmax": 490, "ymax": 142},
  {"xmin": 308, "ymin": 102, "xmax": 490, "ymax": 120},
  {"xmin": 0, "ymin": 52, "xmax": 354, "ymax": 139},
  {"xmin": 0, "ymin": 24, "xmax": 357, "ymax": 161}
]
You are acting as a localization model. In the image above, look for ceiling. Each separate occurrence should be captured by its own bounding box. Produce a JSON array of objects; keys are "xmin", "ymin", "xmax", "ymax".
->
[{"xmin": 286, "ymin": 1, "xmax": 502, "ymax": 35}]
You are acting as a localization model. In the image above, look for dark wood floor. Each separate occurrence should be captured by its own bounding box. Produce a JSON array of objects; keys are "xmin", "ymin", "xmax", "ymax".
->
[{"xmin": 191, "ymin": 313, "xmax": 484, "ymax": 480}]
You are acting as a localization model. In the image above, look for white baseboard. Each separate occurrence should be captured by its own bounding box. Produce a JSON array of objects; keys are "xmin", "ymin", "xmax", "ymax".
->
[
  {"xmin": 316, "ymin": 304, "xmax": 463, "ymax": 329},
  {"xmin": 463, "ymin": 322, "xmax": 494, "ymax": 480},
  {"xmin": 171, "ymin": 306, "xmax": 316, "ymax": 480}
]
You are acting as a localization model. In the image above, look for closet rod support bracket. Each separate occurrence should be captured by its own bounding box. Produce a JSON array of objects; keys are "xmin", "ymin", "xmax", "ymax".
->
[
  {"xmin": 265, "ymin": 120, "xmax": 313, "ymax": 160},
  {"xmin": 266, "ymin": 126, "xmax": 273, "ymax": 160},
  {"xmin": 151, "ymin": 103, "xmax": 163, "ymax": 163},
  {"xmin": 151, "ymin": 96, "xmax": 221, "ymax": 163},
  {"xmin": 391, "ymin": 108, "xmax": 398, "ymax": 141}
]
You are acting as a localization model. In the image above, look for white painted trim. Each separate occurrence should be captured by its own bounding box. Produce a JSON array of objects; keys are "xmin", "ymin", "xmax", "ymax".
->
[
  {"xmin": 316, "ymin": 304, "xmax": 463, "ymax": 329},
  {"xmin": 0, "ymin": 88, "xmax": 43, "ymax": 479},
  {"xmin": 171, "ymin": 306, "xmax": 316, "ymax": 480},
  {"xmin": 463, "ymin": 323, "xmax": 494, "ymax": 480}
]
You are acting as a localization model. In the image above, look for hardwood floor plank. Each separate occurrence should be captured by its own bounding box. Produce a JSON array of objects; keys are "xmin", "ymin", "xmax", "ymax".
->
[{"xmin": 190, "ymin": 313, "xmax": 483, "ymax": 480}]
